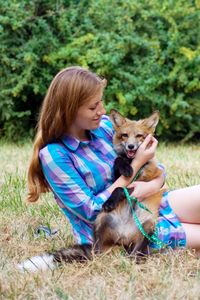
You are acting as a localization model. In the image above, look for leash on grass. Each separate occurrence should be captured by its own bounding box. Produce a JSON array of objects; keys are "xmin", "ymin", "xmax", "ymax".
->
[{"xmin": 123, "ymin": 167, "xmax": 166, "ymax": 249}]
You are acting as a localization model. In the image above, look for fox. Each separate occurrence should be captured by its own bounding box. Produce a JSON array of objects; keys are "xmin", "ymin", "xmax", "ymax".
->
[
  {"xmin": 17, "ymin": 110, "xmax": 166, "ymax": 272},
  {"xmin": 94, "ymin": 109, "xmax": 166, "ymax": 255}
]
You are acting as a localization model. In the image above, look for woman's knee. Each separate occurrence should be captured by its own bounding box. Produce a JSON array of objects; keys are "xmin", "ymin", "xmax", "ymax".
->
[
  {"xmin": 182, "ymin": 223, "xmax": 200, "ymax": 249},
  {"xmin": 168, "ymin": 185, "xmax": 200, "ymax": 223}
]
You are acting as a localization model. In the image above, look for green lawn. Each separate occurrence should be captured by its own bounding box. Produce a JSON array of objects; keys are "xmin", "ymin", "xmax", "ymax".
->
[{"xmin": 0, "ymin": 142, "xmax": 200, "ymax": 299}]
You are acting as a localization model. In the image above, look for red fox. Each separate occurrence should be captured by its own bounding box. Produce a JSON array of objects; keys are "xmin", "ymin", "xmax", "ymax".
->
[
  {"xmin": 94, "ymin": 109, "xmax": 166, "ymax": 255},
  {"xmin": 18, "ymin": 110, "xmax": 165, "ymax": 272}
]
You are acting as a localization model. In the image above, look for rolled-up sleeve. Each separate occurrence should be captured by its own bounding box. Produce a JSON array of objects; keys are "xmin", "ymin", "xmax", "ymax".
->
[
  {"xmin": 157, "ymin": 162, "xmax": 166, "ymax": 178},
  {"xmin": 39, "ymin": 146, "xmax": 111, "ymax": 223}
]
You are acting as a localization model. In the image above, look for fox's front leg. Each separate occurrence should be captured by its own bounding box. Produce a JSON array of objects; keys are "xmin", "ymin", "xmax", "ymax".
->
[
  {"xmin": 102, "ymin": 187, "xmax": 124, "ymax": 212},
  {"xmin": 114, "ymin": 157, "xmax": 133, "ymax": 178},
  {"xmin": 102, "ymin": 187, "xmax": 134, "ymax": 212}
]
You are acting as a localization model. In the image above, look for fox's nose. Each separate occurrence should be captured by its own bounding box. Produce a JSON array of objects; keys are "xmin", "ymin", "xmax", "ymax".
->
[{"xmin": 128, "ymin": 144, "xmax": 135, "ymax": 150}]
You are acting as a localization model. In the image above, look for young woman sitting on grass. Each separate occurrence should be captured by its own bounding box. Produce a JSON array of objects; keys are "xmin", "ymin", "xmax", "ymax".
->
[{"xmin": 24, "ymin": 66, "xmax": 200, "ymax": 270}]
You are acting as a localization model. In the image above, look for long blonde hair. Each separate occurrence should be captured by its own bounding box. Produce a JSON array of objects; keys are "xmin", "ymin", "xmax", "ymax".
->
[{"xmin": 27, "ymin": 66, "xmax": 106, "ymax": 202}]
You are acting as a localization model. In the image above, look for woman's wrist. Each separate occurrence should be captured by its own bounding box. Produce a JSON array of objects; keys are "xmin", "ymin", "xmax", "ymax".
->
[{"xmin": 131, "ymin": 158, "xmax": 143, "ymax": 174}]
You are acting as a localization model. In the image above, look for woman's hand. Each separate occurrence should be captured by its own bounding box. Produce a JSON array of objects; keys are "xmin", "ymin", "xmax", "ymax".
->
[
  {"xmin": 128, "ymin": 181, "xmax": 152, "ymax": 201},
  {"xmin": 131, "ymin": 134, "xmax": 158, "ymax": 169},
  {"xmin": 128, "ymin": 174, "xmax": 165, "ymax": 201}
]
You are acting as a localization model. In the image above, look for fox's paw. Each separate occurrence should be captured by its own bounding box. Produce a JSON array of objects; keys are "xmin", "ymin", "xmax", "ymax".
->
[
  {"xmin": 102, "ymin": 198, "xmax": 116, "ymax": 212},
  {"xmin": 114, "ymin": 157, "xmax": 133, "ymax": 178},
  {"xmin": 120, "ymin": 164, "xmax": 133, "ymax": 177},
  {"xmin": 102, "ymin": 187, "xmax": 125, "ymax": 212}
]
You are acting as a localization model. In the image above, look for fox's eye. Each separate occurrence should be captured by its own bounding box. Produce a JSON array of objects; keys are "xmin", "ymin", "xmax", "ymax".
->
[
  {"xmin": 136, "ymin": 134, "xmax": 144, "ymax": 138},
  {"xmin": 121, "ymin": 133, "xmax": 128, "ymax": 138}
]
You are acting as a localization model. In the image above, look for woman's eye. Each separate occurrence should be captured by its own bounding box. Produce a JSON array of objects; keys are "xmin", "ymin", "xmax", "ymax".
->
[
  {"xmin": 89, "ymin": 105, "xmax": 97, "ymax": 111},
  {"xmin": 136, "ymin": 134, "xmax": 144, "ymax": 138},
  {"xmin": 121, "ymin": 133, "xmax": 128, "ymax": 138}
]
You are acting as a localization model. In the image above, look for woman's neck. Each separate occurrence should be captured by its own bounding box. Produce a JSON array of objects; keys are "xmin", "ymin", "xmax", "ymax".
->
[{"xmin": 67, "ymin": 126, "xmax": 90, "ymax": 141}]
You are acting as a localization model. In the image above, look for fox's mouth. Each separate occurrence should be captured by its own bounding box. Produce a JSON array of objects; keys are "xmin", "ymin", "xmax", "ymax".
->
[{"xmin": 126, "ymin": 150, "xmax": 137, "ymax": 159}]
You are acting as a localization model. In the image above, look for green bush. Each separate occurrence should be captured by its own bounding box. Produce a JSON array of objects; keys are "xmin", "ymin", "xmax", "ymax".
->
[{"xmin": 0, "ymin": 0, "xmax": 200, "ymax": 140}]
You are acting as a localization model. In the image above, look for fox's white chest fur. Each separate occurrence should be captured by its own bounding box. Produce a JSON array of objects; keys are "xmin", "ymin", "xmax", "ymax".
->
[{"xmin": 96, "ymin": 201, "xmax": 153, "ymax": 247}]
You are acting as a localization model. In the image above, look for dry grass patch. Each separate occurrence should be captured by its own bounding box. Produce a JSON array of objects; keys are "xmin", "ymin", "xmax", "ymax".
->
[{"xmin": 0, "ymin": 141, "xmax": 200, "ymax": 299}]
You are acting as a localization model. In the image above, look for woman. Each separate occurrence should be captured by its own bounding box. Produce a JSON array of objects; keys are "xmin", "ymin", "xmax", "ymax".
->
[{"xmin": 27, "ymin": 66, "xmax": 200, "ymax": 254}]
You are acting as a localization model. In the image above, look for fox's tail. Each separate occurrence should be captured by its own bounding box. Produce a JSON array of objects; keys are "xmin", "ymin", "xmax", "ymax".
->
[{"xmin": 17, "ymin": 244, "xmax": 92, "ymax": 272}]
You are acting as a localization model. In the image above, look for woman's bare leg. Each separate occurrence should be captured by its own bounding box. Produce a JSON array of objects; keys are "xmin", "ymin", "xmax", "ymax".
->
[
  {"xmin": 168, "ymin": 185, "xmax": 200, "ymax": 224},
  {"xmin": 182, "ymin": 223, "xmax": 200, "ymax": 249}
]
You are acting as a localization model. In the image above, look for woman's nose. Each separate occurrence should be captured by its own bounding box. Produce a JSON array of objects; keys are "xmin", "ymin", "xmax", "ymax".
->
[{"xmin": 97, "ymin": 103, "xmax": 106, "ymax": 115}]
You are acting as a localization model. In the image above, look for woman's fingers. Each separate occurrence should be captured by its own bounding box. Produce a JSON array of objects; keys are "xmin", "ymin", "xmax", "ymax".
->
[
  {"xmin": 147, "ymin": 136, "xmax": 158, "ymax": 151},
  {"xmin": 140, "ymin": 134, "xmax": 152, "ymax": 149},
  {"xmin": 141, "ymin": 134, "xmax": 158, "ymax": 150},
  {"xmin": 127, "ymin": 181, "xmax": 137, "ymax": 188}
]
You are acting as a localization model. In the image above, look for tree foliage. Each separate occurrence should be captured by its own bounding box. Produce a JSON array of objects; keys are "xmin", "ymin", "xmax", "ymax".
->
[{"xmin": 0, "ymin": 0, "xmax": 200, "ymax": 140}]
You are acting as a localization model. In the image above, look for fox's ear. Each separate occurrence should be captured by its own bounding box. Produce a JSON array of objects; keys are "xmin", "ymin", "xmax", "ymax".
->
[
  {"xmin": 109, "ymin": 109, "xmax": 126, "ymax": 128},
  {"xmin": 142, "ymin": 111, "xmax": 159, "ymax": 132}
]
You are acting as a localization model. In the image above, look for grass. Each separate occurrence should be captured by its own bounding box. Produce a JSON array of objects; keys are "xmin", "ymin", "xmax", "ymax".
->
[{"xmin": 0, "ymin": 141, "xmax": 200, "ymax": 300}]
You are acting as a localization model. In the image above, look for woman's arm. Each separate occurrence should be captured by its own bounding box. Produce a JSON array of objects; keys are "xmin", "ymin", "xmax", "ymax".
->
[{"xmin": 39, "ymin": 147, "xmax": 110, "ymax": 223}]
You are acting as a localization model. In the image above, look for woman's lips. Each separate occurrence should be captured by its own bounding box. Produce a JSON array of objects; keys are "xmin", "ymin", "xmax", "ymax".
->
[{"xmin": 93, "ymin": 117, "xmax": 101, "ymax": 122}]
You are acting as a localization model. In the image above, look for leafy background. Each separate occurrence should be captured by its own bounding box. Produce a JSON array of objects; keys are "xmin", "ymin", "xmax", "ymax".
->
[{"xmin": 0, "ymin": 0, "xmax": 200, "ymax": 141}]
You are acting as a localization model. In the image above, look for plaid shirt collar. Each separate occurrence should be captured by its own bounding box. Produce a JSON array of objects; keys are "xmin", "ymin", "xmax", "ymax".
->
[{"xmin": 61, "ymin": 128, "xmax": 103, "ymax": 151}]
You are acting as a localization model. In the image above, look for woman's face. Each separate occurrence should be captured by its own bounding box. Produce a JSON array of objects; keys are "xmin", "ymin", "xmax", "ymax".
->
[{"xmin": 73, "ymin": 89, "xmax": 106, "ymax": 132}]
